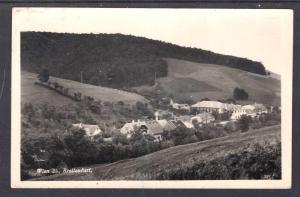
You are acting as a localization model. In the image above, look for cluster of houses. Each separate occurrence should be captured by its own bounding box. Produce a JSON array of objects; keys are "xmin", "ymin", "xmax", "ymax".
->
[{"xmin": 71, "ymin": 100, "xmax": 273, "ymax": 142}]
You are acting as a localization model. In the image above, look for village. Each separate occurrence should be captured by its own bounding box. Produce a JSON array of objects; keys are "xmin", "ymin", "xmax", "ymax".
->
[
  {"xmin": 72, "ymin": 98, "xmax": 276, "ymax": 142},
  {"xmin": 16, "ymin": 9, "xmax": 287, "ymax": 183}
]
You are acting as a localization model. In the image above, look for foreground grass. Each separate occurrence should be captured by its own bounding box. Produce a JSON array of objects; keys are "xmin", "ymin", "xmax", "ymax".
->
[
  {"xmin": 154, "ymin": 140, "xmax": 281, "ymax": 180},
  {"xmin": 33, "ymin": 125, "xmax": 280, "ymax": 181}
]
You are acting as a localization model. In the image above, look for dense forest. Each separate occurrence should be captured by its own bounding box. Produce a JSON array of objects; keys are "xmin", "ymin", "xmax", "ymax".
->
[{"xmin": 21, "ymin": 32, "xmax": 267, "ymax": 88}]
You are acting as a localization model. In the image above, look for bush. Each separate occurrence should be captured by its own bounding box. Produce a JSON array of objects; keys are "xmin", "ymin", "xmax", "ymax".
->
[
  {"xmin": 224, "ymin": 122, "xmax": 239, "ymax": 134},
  {"xmin": 238, "ymin": 115, "xmax": 252, "ymax": 132},
  {"xmin": 163, "ymin": 126, "xmax": 198, "ymax": 146},
  {"xmin": 38, "ymin": 69, "xmax": 50, "ymax": 82},
  {"xmin": 195, "ymin": 123, "xmax": 226, "ymax": 141}
]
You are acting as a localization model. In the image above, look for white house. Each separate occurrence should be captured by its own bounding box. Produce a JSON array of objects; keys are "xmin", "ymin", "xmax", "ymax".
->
[
  {"xmin": 231, "ymin": 103, "xmax": 267, "ymax": 120},
  {"xmin": 120, "ymin": 116, "xmax": 177, "ymax": 141},
  {"xmin": 120, "ymin": 120, "xmax": 165, "ymax": 141},
  {"xmin": 192, "ymin": 112, "xmax": 215, "ymax": 124},
  {"xmin": 176, "ymin": 112, "xmax": 215, "ymax": 128},
  {"xmin": 72, "ymin": 123, "xmax": 102, "ymax": 139},
  {"xmin": 191, "ymin": 101, "xmax": 227, "ymax": 113},
  {"xmin": 170, "ymin": 99, "xmax": 190, "ymax": 111},
  {"xmin": 253, "ymin": 103, "xmax": 268, "ymax": 114},
  {"xmin": 230, "ymin": 108, "xmax": 246, "ymax": 120},
  {"xmin": 120, "ymin": 120, "xmax": 146, "ymax": 138},
  {"xmin": 242, "ymin": 104, "xmax": 256, "ymax": 111},
  {"xmin": 176, "ymin": 116, "xmax": 194, "ymax": 128},
  {"xmin": 142, "ymin": 120, "xmax": 164, "ymax": 141}
]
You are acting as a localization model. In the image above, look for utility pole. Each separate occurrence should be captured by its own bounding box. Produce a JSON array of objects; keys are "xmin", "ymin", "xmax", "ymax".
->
[
  {"xmin": 154, "ymin": 71, "xmax": 157, "ymax": 85},
  {"xmin": 80, "ymin": 71, "xmax": 83, "ymax": 83}
]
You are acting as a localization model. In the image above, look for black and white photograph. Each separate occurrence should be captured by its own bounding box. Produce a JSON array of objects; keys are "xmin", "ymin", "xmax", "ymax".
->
[{"xmin": 11, "ymin": 8, "xmax": 293, "ymax": 188}]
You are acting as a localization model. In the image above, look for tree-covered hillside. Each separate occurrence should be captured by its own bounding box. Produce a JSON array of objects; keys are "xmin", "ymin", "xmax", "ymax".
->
[{"xmin": 21, "ymin": 32, "xmax": 267, "ymax": 88}]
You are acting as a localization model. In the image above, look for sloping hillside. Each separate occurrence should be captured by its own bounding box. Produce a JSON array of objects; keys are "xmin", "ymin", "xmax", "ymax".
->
[
  {"xmin": 134, "ymin": 58, "xmax": 280, "ymax": 106},
  {"xmin": 21, "ymin": 32, "xmax": 266, "ymax": 88},
  {"xmin": 33, "ymin": 125, "xmax": 280, "ymax": 180},
  {"xmin": 22, "ymin": 71, "xmax": 148, "ymax": 106}
]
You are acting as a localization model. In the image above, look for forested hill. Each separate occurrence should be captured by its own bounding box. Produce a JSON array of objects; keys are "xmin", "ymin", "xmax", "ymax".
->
[{"xmin": 21, "ymin": 32, "xmax": 267, "ymax": 88}]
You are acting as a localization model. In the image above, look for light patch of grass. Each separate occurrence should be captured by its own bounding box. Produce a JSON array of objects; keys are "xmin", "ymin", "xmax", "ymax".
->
[{"xmin": 22, "ymin": 71, "xmax": 148, "ymax": 106}]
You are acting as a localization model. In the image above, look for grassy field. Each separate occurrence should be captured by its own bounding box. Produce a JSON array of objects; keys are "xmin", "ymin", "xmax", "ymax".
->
[
  {"xmin": 33, "ymin": 125, "xmax": 280, "ymax": 181},
  {"xmin": 22, "ymin": 71, "xmax": 148, "ymax": 106},
  {"xmin": 134, "ymin": 58, "xmax": 280, "ymax": 106}
]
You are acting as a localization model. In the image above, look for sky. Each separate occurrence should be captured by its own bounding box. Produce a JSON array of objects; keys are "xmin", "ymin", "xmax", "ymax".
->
[{"xmin": 13, "ymin": 8, "xmax": 293, "ymax": 74}]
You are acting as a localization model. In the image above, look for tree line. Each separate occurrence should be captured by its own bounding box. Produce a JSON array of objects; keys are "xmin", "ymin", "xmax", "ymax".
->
[{"xmin": 21, "ymin": 32, "xmax": 267, "ymax": 89}]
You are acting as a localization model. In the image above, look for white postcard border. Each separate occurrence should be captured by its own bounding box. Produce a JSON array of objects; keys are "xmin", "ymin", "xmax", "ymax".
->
[{"xmin": 11, "ymin": 8, "xmax": 293, "ymax": 188}]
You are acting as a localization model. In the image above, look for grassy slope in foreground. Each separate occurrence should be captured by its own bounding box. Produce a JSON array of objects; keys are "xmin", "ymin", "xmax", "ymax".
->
[
  {"xmin": 134, "ymin": 58, "xmax": 281, "ymax": 106},
  {"xmin": 22, "ymin": 71, "xmax": 148, "ymax": 106},
  {"xmin": 34, "ymin": 125, "xmax": 280, "ymax": 181}
]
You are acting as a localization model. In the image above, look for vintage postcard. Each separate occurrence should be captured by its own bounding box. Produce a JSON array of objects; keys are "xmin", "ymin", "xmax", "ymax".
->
[{"xmin": 11, "ymin": 8, "xmax": 293, "ymax": 188}]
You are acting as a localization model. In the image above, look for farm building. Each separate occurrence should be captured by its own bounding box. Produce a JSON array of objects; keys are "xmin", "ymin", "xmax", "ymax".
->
[
  {"xmin": 230, "ymin": 108, "xmax": 247, "ymax": 120},
  {"xmin": 72, "ymin": 123, "xmax": 102, "ymax": 139},
  {"xmin": 120, "ymin": 119, "xmax": 177, "ymax": 141},
  {"xmin": 142, "ymin": 120, "xmax": 164, "ymax": 141},
  {"xmin": 157, "ymin": 119, "xmax": 177, "ymax": 132},
  {"xmin": 120, "ymin": 120, "xmax": 146, "ymax": 138},
  {"xmin": 242, "ymin": 104, "xmax": 256, "ymax": 111},
  {"xmin": 231, "ymin": 103, "xmax": 267, "ymax": 120},
  {"xmin": 170, "ymin": 99, "xmax": 190, "ymax": 111},
  {"xmin": 176, "ymin": 116, "xmax": 194, "ymax": 128},
  {"xmin": 253, "ymin": 103, "xmax": 268, "ymax": 114},
  {"xmin": 176, "ymin": 112, "xmax": 215, "ymax": 128},
  {"xmin": 191, "ymin": 100, "xmax": 227, "ymax": 113},
  {"xmin": 192, "ymin": 112, "xmax": 215, "ymax": 124}
]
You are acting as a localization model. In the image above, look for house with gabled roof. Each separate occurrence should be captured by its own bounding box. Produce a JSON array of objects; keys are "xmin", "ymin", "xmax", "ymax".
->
[
  {"xmin": 192, "ymin": 112, "xmax": 215, "ymax": 124},
  {"xmin": 231, "ymin": 103, "xmax": 268, "ymax": 120},
  {"xmin": 157, "ymin": 119, "xmax": 177, "ymax": 132},
  {"xmin": 72, "ymin": 123, "xmax": 102, "ymax": 140},
  {"xmin": 176, "ymin": 112, "xmax": 215, "ymax": 129},
  {"xmin": 191, "ymin": 100, "xmax": 226, "ymax": 113},
  {"xmin": 143, "ymin": 120, "xmax": 164, "ymax": 141},
  {"xmin": 120, "ymin": 117, "xmax": 178, "ymax": 141},
  {"xmin": 176, "ymin": 115, "xmax": 194, "ymax": 128},
  {"xmin": 120, "ymin": 120, "xmax": 146, "ymax": 138}
]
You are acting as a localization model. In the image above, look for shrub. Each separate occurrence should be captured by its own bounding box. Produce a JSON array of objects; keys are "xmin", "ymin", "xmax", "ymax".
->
[
  {"xmin": 38, "ymin": 69, "xmax": 50, "ymax": 82},
  {"xmin": 238, "ymin": 115, "xmax": 252, "ymax": 132},
  {"xmin": 224, "ymin": 122, "xmax": 239, "ymax": 134}
]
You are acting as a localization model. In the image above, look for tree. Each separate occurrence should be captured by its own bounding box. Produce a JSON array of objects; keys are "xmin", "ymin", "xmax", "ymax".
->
[
  {"xmin": 233, "ymin": 88, "xmax": 249, "ymax": 100},
  {"xmin": 38, "ymin": 69, "xmax": 50, "ymax": 82},
  {"xmin": 238, "ymin": 115, "xmax": 252, "ymax": 132},
  {"xmin": 135, "ymin": 101, "xmax": 152, "ymax": 117}
]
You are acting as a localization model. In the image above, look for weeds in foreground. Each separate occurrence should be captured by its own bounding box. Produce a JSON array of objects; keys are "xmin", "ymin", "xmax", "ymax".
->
[{"xmin": 154, "ymin": 140, "xmax": 281, "ymax": 180}]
